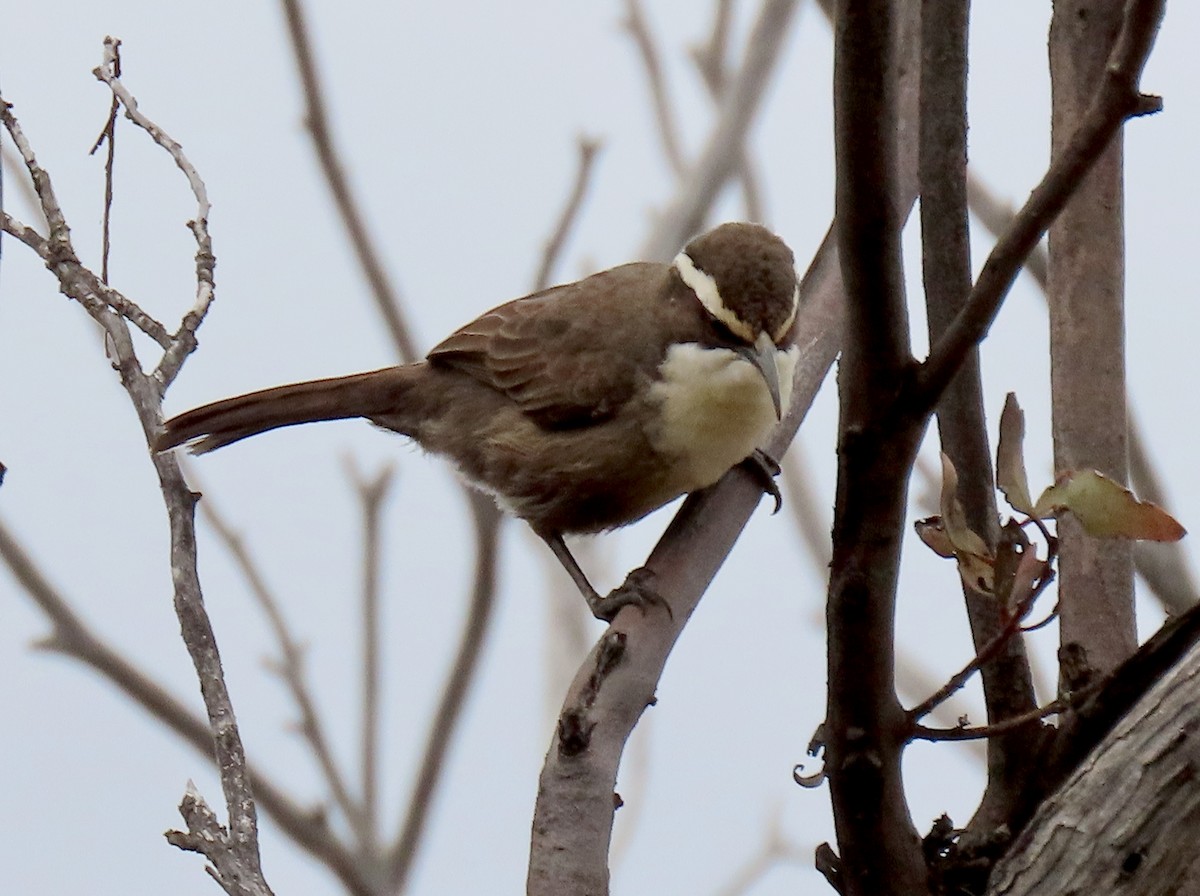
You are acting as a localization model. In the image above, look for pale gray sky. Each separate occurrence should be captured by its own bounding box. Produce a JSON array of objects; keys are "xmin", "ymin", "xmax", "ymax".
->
[{"xmin": 2, "ymin": 3, "xmax": 1197, "ymax": 894}]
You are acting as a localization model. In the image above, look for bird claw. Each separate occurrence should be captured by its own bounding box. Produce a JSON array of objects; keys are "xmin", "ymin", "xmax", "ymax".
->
[
  {"xmin": 741, "ymin": 449, "xmax": 783, "ymax": 514},
  {"xmin": 588, "ymin": 567, "xmax": 673, "ymax": 622}
]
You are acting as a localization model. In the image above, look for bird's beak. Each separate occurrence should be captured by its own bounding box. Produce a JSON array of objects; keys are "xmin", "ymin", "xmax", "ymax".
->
[{"xmin": 737, "ymin": 332, "xmax": 783, "ymax": 420}]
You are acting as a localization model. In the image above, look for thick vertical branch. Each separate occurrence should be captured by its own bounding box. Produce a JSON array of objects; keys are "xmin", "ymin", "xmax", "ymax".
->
[
  {"xmin": 1048, "ymin": 0, "xmax": 1135, "ymax": 674},
  {"xmin": 918, "ymin": 0, "xmax": 1039, "ymax": 842},
  {"xmin": 827, "ymin": 1, "xmax": 926, "ymax": 893}
]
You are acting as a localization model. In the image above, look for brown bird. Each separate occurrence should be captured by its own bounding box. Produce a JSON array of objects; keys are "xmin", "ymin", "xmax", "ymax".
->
[{"xmin": 157, "ymin": 222, "xmax": 800, "ymax": 619}]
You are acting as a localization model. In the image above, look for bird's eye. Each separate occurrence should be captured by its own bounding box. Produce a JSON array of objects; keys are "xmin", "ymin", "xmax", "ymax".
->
[{"xmin": 707, "ymin": 315, "xmax": 748, "ymax": 347}]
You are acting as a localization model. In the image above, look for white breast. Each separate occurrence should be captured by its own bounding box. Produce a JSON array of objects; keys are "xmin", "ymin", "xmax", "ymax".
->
[{"xmin": 647, "ymin": 342, "xmax": 798, "ymax": 492}]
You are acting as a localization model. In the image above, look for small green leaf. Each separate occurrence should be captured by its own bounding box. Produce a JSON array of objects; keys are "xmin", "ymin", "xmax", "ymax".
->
[
  {"xmin": 1034, "ymin": 469, "xmax": 1187, "ymax": 542},
  {"xmin": 996, "ymin": 392, "xmax": 1034, "ymax": 515}
]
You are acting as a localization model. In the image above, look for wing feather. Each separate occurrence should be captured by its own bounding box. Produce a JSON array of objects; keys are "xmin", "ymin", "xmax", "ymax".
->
[{"xmin": 428, "ymin": 263, "xmax": 666, "ymax": 428}]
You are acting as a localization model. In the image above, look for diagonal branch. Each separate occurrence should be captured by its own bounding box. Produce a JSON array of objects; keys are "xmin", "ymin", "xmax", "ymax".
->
[
  {"xmin": 532, "ymin": 136, "xmax": 602, "ymax": 292},
  {"xmin": 278, "ymin": 0, "xmax": 417, "ymax": 364},
  {"xmin": 639, "ymin": 0, "xmax": 800, "ymax": 261},
  {"xmin": 386, "ymin": 493, "xmax": 502, "ymax": 891},
  {"xmin": 917, "ymin": 0, "xmax": 1166, "ymax": 408},
  {"xmin": 0, "ymin": 517, "xmax": 374, "ymax": 896},
  {"xmin": 3, "ymin": 68, "xmax": 270, "ymax": 896},
  {"xmin": 191, "ymin": 466, "xmax": 369, "ymax": 850}
]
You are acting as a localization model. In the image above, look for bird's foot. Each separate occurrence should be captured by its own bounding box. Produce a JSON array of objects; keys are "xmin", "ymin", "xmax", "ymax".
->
[
  {"xmin": 741, "ymin": 448, "xmax": 783, "ymax": 514},
  {"xmin": 588, "ymin": 567, "xmax": 672, "ymax": 623}
]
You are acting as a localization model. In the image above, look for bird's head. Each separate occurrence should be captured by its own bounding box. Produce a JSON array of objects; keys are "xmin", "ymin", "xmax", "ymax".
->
[{"xmin": 671, "ymin": 222, "xmax": 800, "ymax": 418}]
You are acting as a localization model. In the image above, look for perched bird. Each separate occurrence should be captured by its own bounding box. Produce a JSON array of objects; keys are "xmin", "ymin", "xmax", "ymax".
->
[{"xmin": 157, "ymin": 222, "xmax": 800, "ymax": 619}]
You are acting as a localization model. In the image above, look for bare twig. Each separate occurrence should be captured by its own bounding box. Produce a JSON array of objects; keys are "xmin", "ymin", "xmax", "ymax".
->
[
  {"xmin": 623, "ymin": 0, "xmax": 686, "ymax": 176},
  {"xmin": 533, "ymin": 136, "xmax": 602, "ymax": 292},
  {"xmin": 344, "ymin": 458, "xmax": 396, "ymax": 852},
  {"xmin": 967, "ymin": 171, "xmax": 1199, "ymax": 614},
  {"xmin": 917, "ymin": 0, "xmax": 1166, "ymax": 407},
  {"xmin": 690, "ymin": 2, "xmax": 767, "ymax": 222},
  {"xmin": 691, "ymin": 0, "xmax": 735, "ymax": 90},
  {"xmin": 907, "ymin": 564, "xmax": 1056, "ymax": 725},
  {"xmin": 277, "ymin": 5, "xmax": 507, "ymax": 884},
  {"xmin": 91, "ymin": 36, "xmax": 216, "ymax": 390},
  {"xmin": 88, "ymin": 37, "xmax": 120, "ymax": 284},
  {"xmin": 0, "ymin": 517, "xmax": 373, "ymax": 895},
  {"xmin": 911, "ymin": 685, "xmax": 1097, "ymax": 742},
  {"xmin": 386, "ymin": 492, "xmax": 502, "ymax": 891},
  {"xmin": 166, "ymin": 783, "xmax": 273, "ymax": 896},
  {"xmin": 191, "ymin": 466, "xmax": 368, "ymax": 848},
  {"xmin": 3, "ymin": 66, "xmax": 270, "ymax": 895},
  {"xmin": 639, "ymin": 0, "xmax": 800, "ymax": 261},
  {"xmin": 278, "ymin": 0, "xmax": 416, "ymax": 364}
]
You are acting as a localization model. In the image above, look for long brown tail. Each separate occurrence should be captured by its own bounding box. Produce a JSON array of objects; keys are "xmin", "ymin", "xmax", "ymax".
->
[{"xmin": 156, "ymin": 366, "xmax": 420, "ymax": 454}]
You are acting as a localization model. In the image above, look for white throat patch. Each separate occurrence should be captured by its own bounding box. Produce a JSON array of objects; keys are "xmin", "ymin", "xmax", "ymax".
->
[
  {"xmin": 672, "ymin": 251, "xmax": 755, "ymax": 342},
  {"xmin": 647, "ymin": 341, "xmax": 799, "ymax": 493}
]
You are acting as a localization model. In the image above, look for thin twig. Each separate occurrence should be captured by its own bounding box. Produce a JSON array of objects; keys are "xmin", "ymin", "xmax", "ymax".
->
[
  {"xmin": 623, "ymin": 0, "xmax": 686, "ymax": 176},
  {"xmin": 639, "ymin": 0, "xmax": 800, "ymax": 261},
  {"xmin": 91, "ymin": 37, "xmax": 216, "ymax": 391},
  {"xmin": 0, "ymin": 105, "xmax": 171, "ymax": 349},
  {"xmin": 907, "ymin": 566, "xmax": 1056, "ymax": 725},
  {"xmin": 278, "ymin": 0, "xmax": 417, "ymax": 363},
  {"xmin": 0, "ymin": 515, "xmax": 376, "ymax": 893},
  {"xmin": 690, "ymin": 2, "xmax": 766, "ymax": 222},
  {"xmin": 88, "ymin": 37, "xmax": 121, "ymax": 284},
  {"xmin": 691, "ymin": 0, "xmax": 735, "ymax": 89},
  {"xmin": 4, "ymin": 65, "xmax": 269, "ymax": 895},
  {"xmin": 918, "ymin": 0, "xmax": 1166, "ymax": 407},
  {"xmin": 344, "ymin": 458, "xmax": 396, "ymax": 852},
  {"xmin": 190, "ymin": 464, "xmax": 369, "ymax": 848},
  {"xmin": 276, "ymin": 5, "xmax": 509, "ymax": 883},
  {"xmin": 533, "ymin": 136, "xmax": 602, "ymax": 292},
  {"xmin": 912, "ymin": 679, "xmax": 1103, "ymax": 742},
  {"xmin": 386, "ymin": 493, "xmax": 502, "ymax": 891}
]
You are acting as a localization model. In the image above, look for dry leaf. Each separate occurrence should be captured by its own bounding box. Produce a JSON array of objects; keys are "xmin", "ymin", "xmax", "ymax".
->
[
  {"xmin": 996, "ymin": 392, "xmax": 1034, "ymax": 515},
  {"xmin": 1035, "ymin": 469, "xmax": 1187, "ymax": 542}
]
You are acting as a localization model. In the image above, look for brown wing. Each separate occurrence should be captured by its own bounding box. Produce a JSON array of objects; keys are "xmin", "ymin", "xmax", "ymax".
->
[{"xmin": 428, "ymin": 262, "xmax": 667, "ymax": 429}]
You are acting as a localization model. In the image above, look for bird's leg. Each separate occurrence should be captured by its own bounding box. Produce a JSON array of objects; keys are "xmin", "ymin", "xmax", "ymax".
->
[
  {"xmin": 739, "ymin": 448, "xmax": 783, "ymax": 514},
  {"xmin": 539, "ymin": 531, "xmax": 669, "ymax": 622}
]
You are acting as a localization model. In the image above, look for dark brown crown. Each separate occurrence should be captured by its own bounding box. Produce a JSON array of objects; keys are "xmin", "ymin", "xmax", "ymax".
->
[{"xmin": 681, "ymin": 222, "xmax": 798, "ymax": 342}]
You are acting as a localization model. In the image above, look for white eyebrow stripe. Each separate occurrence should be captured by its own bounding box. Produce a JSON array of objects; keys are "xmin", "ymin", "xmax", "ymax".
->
[
  {"xmin": 773, "ymin": 282, "xmax": 800, "ymax": 343},
  {"xmin": 672, "ymin": 250, "xmax": 756, "ymax": 343}
]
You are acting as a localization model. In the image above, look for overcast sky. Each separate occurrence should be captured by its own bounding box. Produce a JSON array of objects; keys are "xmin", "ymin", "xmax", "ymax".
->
[{"xmin": 3, "ymin": 3, "xmax": 1198, "ymax": 895}]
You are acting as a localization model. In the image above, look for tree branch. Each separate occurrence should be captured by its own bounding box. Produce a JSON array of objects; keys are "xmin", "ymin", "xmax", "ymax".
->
[
  {"xmin": 278, "ymin": 0, "xmax": 417, "ymax": 364},
  {"xmin": 386, "ymin": 493, "xmax": 502, "ymax": 891},
  {"xmin": 532, "ymin": 136, "xmax": 602, "ymax": 292},
  {"xmin": 639, "ymin": 0, "xmax": 800, "ymax": 261},
  {"xmin": 917, "ymin": 0, "xmax": 1166, "ymax": 407},
  {"xmin": 825, "ymin": 1, "xmax": 926, "ymax": 890},
  {"xmin": 344, "ymin": 459, "xmax": 395, "ymax": 853},
  {"xmin": 918, "ymin": 0, "xmax": 1041, "ymax": 845},
  {"xmin": 192, "ymin": 467, "xmax": 370, "ymax": 852}
]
